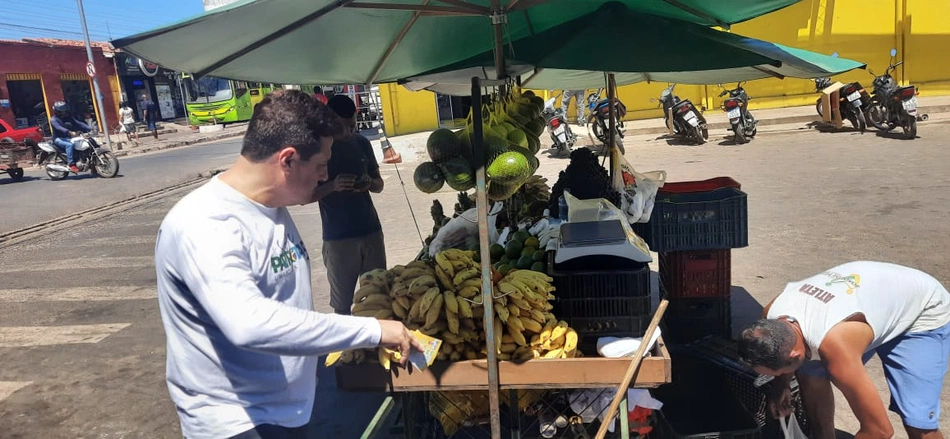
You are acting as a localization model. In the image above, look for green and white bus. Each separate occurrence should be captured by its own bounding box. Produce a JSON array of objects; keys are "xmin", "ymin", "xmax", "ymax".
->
[{"xmin": 183, "ymin": 75, "xmax": 322, "ymax": 125}]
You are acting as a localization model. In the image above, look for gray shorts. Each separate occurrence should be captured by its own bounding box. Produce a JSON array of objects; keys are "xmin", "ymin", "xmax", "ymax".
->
[{"xmin": 322, "ymin": 230, "xmax": 386, "ymax": 313}]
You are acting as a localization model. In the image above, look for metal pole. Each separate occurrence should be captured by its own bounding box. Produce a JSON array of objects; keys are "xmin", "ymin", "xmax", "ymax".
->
[
  {"xmin": 472, "ymin": 76, "xmax": 502, "ymax": 439},
  {"xmin": 76, "ymin": 0, "xmax": 114, "ymax": 151},
  {"xmin": 607, "ymin": 73, "xmax": 617, "ymax": 178}
]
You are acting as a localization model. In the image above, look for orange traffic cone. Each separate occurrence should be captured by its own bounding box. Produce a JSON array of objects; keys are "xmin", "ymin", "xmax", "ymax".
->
[{"xmin": 379, "ymin": 134, "xmax": 402, "ymax": 164}]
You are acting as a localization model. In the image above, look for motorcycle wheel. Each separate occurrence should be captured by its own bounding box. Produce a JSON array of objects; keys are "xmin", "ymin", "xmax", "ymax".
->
[
  {"xmin": 47, "ymin": 154, "xmax": 69, "ymax": 181},
  {"xmin": 903, "ymin": 117, "xmax": 917, "ymax": 140},
  {"xmin": 815, "ymin": 99, "xmax": 824, "ymax": 118},
  {"xmin": 693, "ymin": 126, "xmax": 706, "ymax": 145},
  {"xmin": 94, "ymin": 151, "xmax": 120, "ymax": 178},
  {"xmin": 746, "ymin": 115, "xmax": 757, "ymax": 138},
  {"xmin": 867, "ymin": 104, "xmax": 888, "ymax": 131},
  {"xmin": 853, "ymin": 106, "xmax": 867, "ymax": 132},
  {"xmin": 613, "ymin": 134, "xmax": 626, "ymax": 154},
  {"xmin": 733, "ymin": 124, "xmax": 747, "ymax": 144},
  {"xmin": 702, "ymin": 127, "xmax": 709, "ymax": 140},
  {"xmin": 8, "ymin": 168, "xmax": 24, "ymax": 181}
]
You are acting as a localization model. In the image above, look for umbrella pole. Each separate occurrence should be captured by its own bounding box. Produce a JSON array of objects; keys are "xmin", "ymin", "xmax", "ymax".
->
[
  {"xmin": 607, "ymin": 73, "xmax": 618, "ymax": 178},
  {"xmin": 472, "ymin": 77, "xmax": 503, "ymax": 439}
]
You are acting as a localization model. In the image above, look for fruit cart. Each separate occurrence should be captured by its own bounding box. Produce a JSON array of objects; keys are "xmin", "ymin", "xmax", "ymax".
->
[{"xmin": 0, "ymin": 139, "xmax": 36, "ymax": 182}]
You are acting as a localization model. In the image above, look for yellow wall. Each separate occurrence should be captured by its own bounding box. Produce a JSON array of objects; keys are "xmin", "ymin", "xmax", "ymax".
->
[{"xmin": 380, "ymin": 0, "xmax": 950, "ymax": 136}]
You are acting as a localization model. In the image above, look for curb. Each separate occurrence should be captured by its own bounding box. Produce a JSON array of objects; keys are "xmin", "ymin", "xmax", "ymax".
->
[
  {"xmin": 623, "ymin": 103, "xmax": 950, "ymax": 137},
  {"xmin": 112, "ymin": 130, "xmax": 246, "ymax": 158}
]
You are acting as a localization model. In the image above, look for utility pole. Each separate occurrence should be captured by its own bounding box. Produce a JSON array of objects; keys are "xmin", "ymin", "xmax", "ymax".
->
[{"xmin": 76, "ymin": 0, "xmax": 113, "ymax": 151}]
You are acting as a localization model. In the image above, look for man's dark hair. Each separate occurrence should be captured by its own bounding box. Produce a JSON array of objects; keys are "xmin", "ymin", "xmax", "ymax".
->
[
  {"xmin": 241, "ymin": 89, "xmax": 343, "ymax": 162},
  {"xmin": 737, "ymin": 319, "xmax": 799, "ymax": 371},
  {"xmin": 327, "ymin": 94, "xmax": 357, "ymax": 119}
]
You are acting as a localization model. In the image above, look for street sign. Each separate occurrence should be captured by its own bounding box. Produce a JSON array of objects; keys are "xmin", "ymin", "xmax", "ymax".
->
[{"xmin": 86, "ymin": 61, "xmax": 96, "ymax": 78}]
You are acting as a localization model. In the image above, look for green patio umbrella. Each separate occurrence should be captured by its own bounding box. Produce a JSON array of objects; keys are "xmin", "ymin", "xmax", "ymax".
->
[
  {"xmin": 111, "ymin": 0, "xmax": 803, "ymax": 85},
  {"xmin": 400, "ymin": 2, "xmax": 865, "ymax": 94}
]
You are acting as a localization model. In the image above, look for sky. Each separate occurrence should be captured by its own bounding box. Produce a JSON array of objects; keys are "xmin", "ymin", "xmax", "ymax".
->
[{"xmin": 0, "ymin": 0, "xmax": 204, "ymax": 42}]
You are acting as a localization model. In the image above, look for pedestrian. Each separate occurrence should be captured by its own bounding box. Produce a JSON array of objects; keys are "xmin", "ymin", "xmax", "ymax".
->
[
  {"xmin": 140, "ymin": 95, "xmax": 159, "ymax": 140},
  {"xmin": 154, "ymin": 89, "xmax": 422, "ymax": 439},
  {"xmin": 737, "ymin": 261, "xmax": 950, "ymax": 439},
  {"xmin": 561, "ymin": 89, "xmax": 586, "ymax": 125},
  {"xmin": 312, "ymin": 86, "xmax": 328, "ymax": 105},
  {"xmin": 311, "ymin": 94, "xmax": 385, "ymax": 315},
  {"xmin": 118, "ymin": 101, "xmax": 138, "ymax": 145}
]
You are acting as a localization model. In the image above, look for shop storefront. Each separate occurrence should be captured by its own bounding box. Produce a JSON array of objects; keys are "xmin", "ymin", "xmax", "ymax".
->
[
  {"xmin": 0, "ymin": 38, "xmax": 120, "ymax": 134},
  {"xmin": 115, "ymin": 53, "xmax": 185, "ymax": 121}
]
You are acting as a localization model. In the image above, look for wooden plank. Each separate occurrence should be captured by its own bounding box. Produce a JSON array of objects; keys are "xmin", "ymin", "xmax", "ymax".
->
[{"xmin": 337, "ymin": 341, "xmax": 672, "ymax": 392}]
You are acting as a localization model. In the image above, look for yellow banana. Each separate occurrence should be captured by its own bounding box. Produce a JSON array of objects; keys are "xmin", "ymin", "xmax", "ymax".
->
[
  {"xmin": 391, "ymin": 299, "xmax": 408, "ymax": 319},
  {"xmin": 529, "ymin": 309, "xmax": 546, "ymax": 323},
  {"xmin": 355, "ymin": 293, "xmax": 391, "ymax": 308},
  {"xmin": 325, "ymin": 351, "xmax": 343, "ymax": 367},
  {"xmin": 550, "ymin": 320, "xmax": 569, "ymax": 341},
  {"xmin": 395, "ymin": 296, "xmax": 411, "ymax": 310},
  {"xmin": 446, "ymin": 309, "xmax": 460, "ymax": 335},
  {"xmin": 459, "ymin": 279, "xmax": 482, "ymax": 289},
  {"xmin": 508, "ymin": 314, "xmax": 525, "ymax": 332},
  {"xmin": 422, "ymin": 320, "xmax": 447, "ymax": 336},
  {"xmin": 493, "ymin": 317, "xmax": 503, "ymax": 353},
  {"xmin": 374, "ymin": 309, "xmax": 395, "ymax": 320},
  {"xmin": 510, "ymin": 295, "xmax": 532, "ymax": 311},
  {"xmin": 378, "ymin": 348, "xmax": 392, "ymax": 370},
  {"xmin": 457, "ymin": 296, "xmax": 474, "ymax": 318},
  {"xmin": 407, "ymin": 297, "xmax": 425, "ymax": 322},
  {"xmin": 452, "ymin": 267, "xmax": 479, "ymax": 286},
  {"xmin": 418, "ymin": 287, "xmax": 441, "ymax": 315},
  {"xmin": 494, "ymin": 302, "xmax": 510, "ymax": 323},
  {"xmin": 501, "ymin": 343, "xmax": 518, "ymax": 353},
  {"xmin": 406, "ymin": 260, "xmax": 431, "ymax": 270},
  {"xmin": 543, "ymin": 347, "xmax": 564, "ymax": 359},
  {"xmin": 399, "ymin": 267, "xmax": 431, "ymax": 280},
  {"xmin": 424, "ymin": 293, "xmax": 444, "ymax": 328},
  {"xmin": 458, "ymin": 285, "xmax": 479, "ymax": 299},
  {"xmin": 563, "ymin": 329, "xmax": 578, "ymax": 358},
  {"xmin": 502, "ymin": 334, "xmax": 514, "ymax": 344},
  {"xmin": 443, "ymin": 290, "xmax": 459, "ymax": 314},
  {"xmin": 520, "ymin": 316, "xmax": 543, "ymax": 333},
  {"xmin": 450, "ymin": 260, "xmax": 470, "ymax": 272},
  {"xmin": 449, "ymin": 351, "xmax": 462, "ymax": 361},
  {"xmin": 440, "ymin": 331, "xmax": 464, "ymax": 345},
  {"xmin": 434, "ymin": 252, "xmax": 454, "ymax": 277},
  {"xmin": 340, "ymin": 350, "xmax": 355, "ymax": 364},
  {"xmin": 508, "ymin": 321, "xmax": 528, "ymax": 346},
  {"xmin": 353, "ymin": 284, "xmax": 385, "ymax": 303},
  {"xmin": 435, "ymin": 265, "xmax": 455, "ymax": 290}
]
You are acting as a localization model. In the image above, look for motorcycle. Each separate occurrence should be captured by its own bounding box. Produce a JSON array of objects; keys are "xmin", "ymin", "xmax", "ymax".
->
[
  {"xmin": 542, "ymin": 93, "xmax": 577, "ymax": 155},
  {"xmin": 718, "ymin": 83, "xmax": 758, "ymax": 144},
  {"xmin": 656, "ymin": 84, "xmax": 708, "ymax": 145},
  {"xmin": 813, "ymin": 77, "xmax": 870, "ymax": 132},
  {"xmin": 585, "ymin": 88, "xmax": 627, "ymax": 154},
  {"xmin": 35, "ymin": 133, "xmax": 120, "ymax": 180},
  {"xmin": 866, "ymin": 48, "xmax": 918, "ymax": 139}
]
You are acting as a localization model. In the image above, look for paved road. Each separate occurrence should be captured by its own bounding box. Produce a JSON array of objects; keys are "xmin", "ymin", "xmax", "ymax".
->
[
  {"xmin": 1, "ymin": 122, "xmax": 949, "ymax": 438},
  {"xmin": 0, "ymin": 139, "xmax": 242, "ymax": 234}
]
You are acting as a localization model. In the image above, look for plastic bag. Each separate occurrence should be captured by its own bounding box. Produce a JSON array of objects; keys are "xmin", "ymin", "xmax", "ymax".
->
[
  {"xmin": 612, "ymin": 154, "xmax": 666, "ymax": 224},
  {"xmin": 428, "ymin": 202, "xmax": 503, "ymax": 257},
  {"xmin": 781, "ymin": 414, "xmax": 808, "ymax": 439}
]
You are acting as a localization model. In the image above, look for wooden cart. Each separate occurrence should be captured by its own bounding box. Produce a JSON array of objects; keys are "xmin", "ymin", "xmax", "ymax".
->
[
  {"xmin": 338, "ymin": 340, "xmax": 671, "ymax": 439},
  {"xmin": 0, "ymin": 139, "xmax": 37, "ymax": 182}
]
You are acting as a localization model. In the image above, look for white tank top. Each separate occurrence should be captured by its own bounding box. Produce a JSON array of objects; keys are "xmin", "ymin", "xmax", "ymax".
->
[{"xmin": 768, "ymin": 261, "xmax": 950, "ymax": 360}]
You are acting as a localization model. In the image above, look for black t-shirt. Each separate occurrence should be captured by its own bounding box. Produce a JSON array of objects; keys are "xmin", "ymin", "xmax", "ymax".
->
[{"xmin": 318, "ymin": 134, "xmax": 382, "ymax": 241}]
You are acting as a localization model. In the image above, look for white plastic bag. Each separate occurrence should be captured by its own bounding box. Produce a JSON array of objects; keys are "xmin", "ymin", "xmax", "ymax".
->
[
  {"xmin": 780, "ymin": 414, "xmax": 807, "ymax": 439},
  {"xmin": 428, "ymin": 202, "xmax": 503, "ymax": 257}
]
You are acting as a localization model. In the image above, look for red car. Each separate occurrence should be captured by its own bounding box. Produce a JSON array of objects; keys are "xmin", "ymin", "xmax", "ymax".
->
[{"xmin": 0, "ymin": 118, "xmax": 44, "ymax": 144}]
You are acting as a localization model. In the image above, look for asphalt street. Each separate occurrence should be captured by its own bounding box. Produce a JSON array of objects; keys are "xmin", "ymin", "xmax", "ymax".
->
[{"xmin": 1, "ymin": 120, "xmax": 949, "ymax": 438}]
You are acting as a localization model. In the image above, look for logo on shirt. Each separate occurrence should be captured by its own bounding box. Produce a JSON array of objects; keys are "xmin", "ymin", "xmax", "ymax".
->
[
  {"xmin": 799, "ymin": 283, "xmax": 836, "ymax": 304},
  {"xmin": 824, "ymin": 271, "xmax": 861, "ymax": 294},
  {"xmin": 270, "ymin": 235, "xmax": 309, "ymax": 276}
]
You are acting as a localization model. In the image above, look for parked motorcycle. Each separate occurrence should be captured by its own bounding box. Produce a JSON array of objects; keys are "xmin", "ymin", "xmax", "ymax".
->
[
  {"xmin": 656, "ymin": 84, "xmax": 708, "ymax": 145},
  {"xmin": 718, "ymin": 83, "xmax": 758, "ymax": 144},
  {"xmin": 866, "ymin": 48, "xmax": 918, "ymax": 139},
  {"xmin": 34, "ymin": 102, "xmax": 51, "ymax": 137},
  {"xmin": 35, "ymin": 133, "xmax": 119, "ymax": 180},
  {"xmin": 813, "ymin": 77, "xmax": 870, "ymax": 132},
  {"xmin": 542, "ymin": 94, "xmax": 577, "ymax": 155},
  {"xmin": 585, "ymin": 88, "xmax": 627, "ymax": 153}
]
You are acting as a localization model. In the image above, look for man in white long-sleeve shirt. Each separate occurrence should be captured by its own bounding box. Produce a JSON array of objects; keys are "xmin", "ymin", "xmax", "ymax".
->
[{"xmin": 155, "ymin": 90, "xmax": 422, "ymax": 439}]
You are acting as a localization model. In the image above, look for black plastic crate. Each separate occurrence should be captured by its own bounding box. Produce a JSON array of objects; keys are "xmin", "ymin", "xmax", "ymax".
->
[
  {"xmin": 652, "ymin": 358, "xmax": 761, "ymax": 439},
  {"xmin": 659, "ymin": 249, "xmax": 732, "ymax": 299},
  {"xmin": 633, "ymin": 187, "xmax": 748, "ymax": 252},
  {"xmin": 548, "ymin": 252, "xmax": 651, "ymax": 299},
  {"xmin": 560, "ymin": 297, "xmax": 651, "ymax": 338},
  {"xmin": 663, "ymin": 298, "xmax": 732, "ymax": 344},
  {"xmin": 678, "ymin": 337, "xmax": 809, "ymax": 434}
]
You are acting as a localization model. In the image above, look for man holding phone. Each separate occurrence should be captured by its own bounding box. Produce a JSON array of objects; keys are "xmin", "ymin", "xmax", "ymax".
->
[{"xmin": 312, "ymin": 94, "xmax": 386, "ymax": 314}]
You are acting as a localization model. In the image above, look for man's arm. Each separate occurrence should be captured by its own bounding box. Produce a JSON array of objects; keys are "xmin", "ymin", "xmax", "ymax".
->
[
  {"xmin": 168, "ymin": 222, "xmax": 382, "ymax": 356},
  {"xmin": 74, "ymin": 118, "xmax": 92, "ymax": 132},
  {"xmin": 362, "ymin": 136, "xmax": 384, "ymax": 193},
  {"xmin": 821, "ymin": 321, "xmax": 894, "ymax": 439}
]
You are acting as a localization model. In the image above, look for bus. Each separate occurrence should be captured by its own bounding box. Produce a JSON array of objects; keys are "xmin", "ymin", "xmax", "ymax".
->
[{"xmin": 182, "ymin": 74, "xmax": 285, "ymax": 125}]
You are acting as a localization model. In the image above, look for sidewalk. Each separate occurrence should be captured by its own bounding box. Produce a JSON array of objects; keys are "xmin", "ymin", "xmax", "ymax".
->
[
  {"xmin": 99, "ymin": 96, "xmax": 950, "ymax": 161},
  {"xmin": 107, "ymin": 122, "xmax": 248, "ymax": 158}
]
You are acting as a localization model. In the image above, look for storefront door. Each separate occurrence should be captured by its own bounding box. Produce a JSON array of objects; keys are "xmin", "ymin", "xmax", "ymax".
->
[{"xmin": 5, "ymin": 78, "xmax": 44, "ymax": 129}]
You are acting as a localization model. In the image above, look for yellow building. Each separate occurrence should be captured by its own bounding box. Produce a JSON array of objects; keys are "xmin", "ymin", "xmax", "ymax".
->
[{"xmin": 380, "ymin": 0, "xmax": 950, "ymax": 137}]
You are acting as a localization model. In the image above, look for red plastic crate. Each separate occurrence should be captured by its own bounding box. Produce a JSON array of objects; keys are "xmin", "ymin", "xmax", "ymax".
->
[
  {"xmin": 659, "ymin": 249, "xmax": 732, "ymax": 299},
  {"xmin": 659, "ymin": 177, "xmax": 741, "ymax": 194}
]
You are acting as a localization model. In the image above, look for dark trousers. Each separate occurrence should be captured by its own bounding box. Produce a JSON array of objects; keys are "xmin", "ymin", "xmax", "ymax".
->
[{"xmin": 227, "ymin": 423, "xmax": 309, "ymax": 439}]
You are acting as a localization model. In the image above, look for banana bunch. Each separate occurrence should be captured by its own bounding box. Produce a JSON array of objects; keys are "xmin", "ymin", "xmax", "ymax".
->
[{"xmin": 494, "ymin": 269, "xmax": 579, "ymax": 360}]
